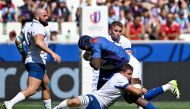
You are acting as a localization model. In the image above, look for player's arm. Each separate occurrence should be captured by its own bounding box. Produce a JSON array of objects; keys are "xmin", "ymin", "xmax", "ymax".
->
[
  {"xmin": 83, "ymin": 51, "xmax": 92, "ymax": 61},
  {"xmin": 89, "ymin": 58, "xmax": 101, "ymax": 70},
  {"xmin": 15, "ymin": 32, "xmax": 26, "ymax": 61},
  {"xmin": 131, "ymin": 78, "xmax": 141, "ymax": 85},
  {"xmin": 125, "ymin": 84, "xmax": 145, "ymax": 97},
  {"xmin": 33, "ymin": 34, "xmax": 61, "ymax": 63}
]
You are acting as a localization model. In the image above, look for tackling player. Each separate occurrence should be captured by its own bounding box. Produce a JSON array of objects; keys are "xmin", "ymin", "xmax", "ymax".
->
[
  {"xmin": 53, "ymin": 64, "xmax": 157, "ymax": 109},
  {"xmin": 3, "ymin": 8, "xmax": 61, "ymax": 109},
  {"xmin": 78, "ymin": 35, "xmax": 180, "ymax": 102}
]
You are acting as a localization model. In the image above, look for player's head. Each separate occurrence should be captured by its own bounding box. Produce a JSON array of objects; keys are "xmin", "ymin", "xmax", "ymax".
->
[
  {"xmin": 78, "ymin": 35, "xmax": 93, "ymax": 51},
  {"xmin": 119, "ymin": 64, "xmax": 133, "ymax": 81},
  {"xmin": 109, "ymin": 21, "xmax": 123, "ymax": 41},
  {"xmin": 34, "ymin": 8, "xmax": 48, "ymax": 26}
]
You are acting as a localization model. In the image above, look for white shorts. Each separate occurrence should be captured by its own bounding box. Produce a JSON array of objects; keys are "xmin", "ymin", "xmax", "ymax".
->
[{"xmin": 128, "ymin": 55, "xmax": 142, "ymax": 80}]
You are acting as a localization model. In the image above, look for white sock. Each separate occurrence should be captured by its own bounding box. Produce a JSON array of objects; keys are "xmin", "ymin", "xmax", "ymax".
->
[
  {"xmin": 9, "ymin": 92, "xmax": 25, "ymax": 107},
  {"xmin": 55, "ymin": 100, "xmax": 68, "ymax": 109},
  {"xmin": 162, "ymin": 83, "xmax": 172, "ymax": 92},
  {"xmin": 43, "ymin": 99, "xmax": 52, "ymax": 109}
]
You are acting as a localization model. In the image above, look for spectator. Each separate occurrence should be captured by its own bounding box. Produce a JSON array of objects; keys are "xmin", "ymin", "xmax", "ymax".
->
[
  {"xmin": 150, "ymin": 0, "xmax": 164, "ymax": 18},
  {"xmin": 163, "ymin": 0, "xmax": 179, "ymax": 15},
  {"xmin": 157, "ymin": 8, "xmax": 167, "ymax": 25},
  {"xmin": 0, "ymin": 0, "xmax": 6, "ymax": 10},
  {"xmin": 50, "ymin": 31, "xmax": 58, "ymax": 41},
  {"xmin": 125, "ymin": 13, "xmax": 147, "ymax": 40},
  {"xmin": 96, "ymin": 0, "xmax": 105, "ymax": 6},
  {"xmin": 175, "ymin": 10, "xmax": 190, "ymax": 33},
  {"xmin": 52, "ymin": 0, "xmax": 72, "ymax": 22},
  {"xmin": 2, "ymin": 0, "xmax": 16, "ymax": 22},
  {"xmin": 75, "ymin": 7, "xmax": 80, "ymax": 27},
  {"xmin": 141, "ymin": 8, "xmax": 156, "ymax": 40},
  {"xmin": 158, "ymin": 13, "xmax": 180, "ymax": 40},
  {"xmin": 178, "ymin": 0, "xmax": 188, "ymax": 18},
  {"xmin": 8, "ymin": 30, "xmax": 16, "ymax": 41},
  {"xmin": 108, "ymin": 6, "xmax": 118, "ymax": 26},
  {"xmin": 18, "ymin": 0, "xmax": 34, "ymax": 26},
  {"xmin": 109, "ymin": 0, "xmax": 123, "ymax": 23},
  {"xmin": 129, "ymin": 0, "xmax": 145, "ymax": 16}
]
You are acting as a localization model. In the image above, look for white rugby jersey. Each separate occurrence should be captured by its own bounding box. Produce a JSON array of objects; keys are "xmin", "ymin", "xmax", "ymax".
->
[
  {"xmin": 105, "ymin": 35, "xmax": 131, "ymax": 50},
  {"xmin": 22, "ymin": 20, "xmax": 49, "ymax": 64},
  {"xmin": 92, "ymin": 73, "xmax": 129, "ymax": 109}
]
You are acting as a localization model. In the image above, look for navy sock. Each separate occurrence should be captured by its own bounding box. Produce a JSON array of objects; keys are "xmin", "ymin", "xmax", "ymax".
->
[
  {"xmin": 144, "ymin": 86, "xmax": 164, "ymax": 100},
  {"xmin": 144, "ymin": 102, "xmax": 157, "ymax": 109}
]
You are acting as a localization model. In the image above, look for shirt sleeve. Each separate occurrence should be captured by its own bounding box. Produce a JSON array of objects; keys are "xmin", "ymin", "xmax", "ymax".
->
[
  {"xmin": 92, "ymin": 43, "xmax": 101, "ymax": 59},
  {"xmin": 32, "ymin": 25, "xmax": 46, "ymax": 37},
  {"xmin": 121, "ymin": 36, "xmax": 132, "ymax": 50},
  {"xmin": 114, "ymin": 75, "xmax": 130, "ymax": 89}
]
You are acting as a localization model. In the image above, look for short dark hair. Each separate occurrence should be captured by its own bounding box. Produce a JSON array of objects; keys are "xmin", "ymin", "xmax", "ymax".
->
[
  {"xmin": 120, "ymin": 64, "xmax": 133, "ymax": 72},
  {"xmin": 78, "ymin": 35, "xmax": 92, "ymax": 50},
  {"xmin": 110, "ymin": 21, "xmax": 123, "ymax": 29}
]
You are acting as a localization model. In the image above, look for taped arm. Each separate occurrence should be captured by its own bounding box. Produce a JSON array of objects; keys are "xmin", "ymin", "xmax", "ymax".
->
[{"xmin": 15, "ymin": 32, "xmax": 25, "ymax": 55}]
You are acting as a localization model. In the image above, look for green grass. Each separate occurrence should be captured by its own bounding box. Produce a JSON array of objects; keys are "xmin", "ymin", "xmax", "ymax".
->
[{"xmin": 0, "ymin": 101, "xmax": 190, "ymax": 109}]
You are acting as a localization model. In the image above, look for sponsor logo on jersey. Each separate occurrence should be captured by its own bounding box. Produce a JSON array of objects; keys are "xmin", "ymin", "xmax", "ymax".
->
[{"xmin": 92, "ymin": 37, "xmax": 98, "ymax": 43}]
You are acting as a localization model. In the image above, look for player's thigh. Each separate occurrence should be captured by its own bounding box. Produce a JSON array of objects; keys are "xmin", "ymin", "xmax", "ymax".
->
[
  {"xmin": 27, "ymin": 76, "xmax": 42, "ymax": 90},
  {"xmin": 25, "ymin": 63, "xmax": 46, "ymax": 90},
  {"xmin": 124, "ymin": 92, "xmax": 140, "ymax": 104},
  {"xmin": 41, "ymin": 73, "xmax": 50, "ymax": 89}
]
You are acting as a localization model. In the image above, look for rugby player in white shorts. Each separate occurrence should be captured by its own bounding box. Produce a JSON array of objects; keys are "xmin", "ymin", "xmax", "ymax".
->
[{"xmin": 3, "ymin": 8, "xmax": 61, "ymax": 109}]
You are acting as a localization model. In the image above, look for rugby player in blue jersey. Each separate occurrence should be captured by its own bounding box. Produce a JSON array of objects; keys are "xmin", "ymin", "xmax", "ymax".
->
[{"xmin": 78, "ymin": 35, "xmax": 180, "ymax": 101}]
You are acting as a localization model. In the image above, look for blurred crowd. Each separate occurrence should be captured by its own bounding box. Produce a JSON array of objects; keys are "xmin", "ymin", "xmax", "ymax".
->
[{"xmin": 0, "ymin": 0, "xmax": 190, "ymax": 41}]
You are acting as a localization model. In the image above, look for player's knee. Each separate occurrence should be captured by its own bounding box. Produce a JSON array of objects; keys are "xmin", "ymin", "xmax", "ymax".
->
[
  {"xmin": 67, "ymin": 98, "xmax": 80, "ymax": 106},
  {"xmin": 42, "ymin": 82, "xmax": 51, "ymax": 90},
  {"xmin": 27, "ymin": 87, "xmax": 37, "ymax": 95}
]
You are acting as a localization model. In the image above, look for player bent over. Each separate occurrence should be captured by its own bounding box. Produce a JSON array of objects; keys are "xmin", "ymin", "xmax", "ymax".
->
[
  {"xmin": 3, "ymin": 8, "xmax": 61, "ymax": 109},
  {"xmin": 79, "ymin": 35, "xmax": 180, "ymax": 100},
  {"xmin": 53, "ymin": 64, "xmax": 157, "ymax": 109}
]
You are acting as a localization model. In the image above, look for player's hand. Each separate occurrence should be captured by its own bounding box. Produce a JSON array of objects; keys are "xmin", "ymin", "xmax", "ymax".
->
[
  {"xmin": 51, "ymin": 53, "xmax": 61, "ymax": 63},
  {"xmin": 142, "ymin": 88, "xmax": 147, "ymax": 93},
  {"xmin": 83, "ymin": 51, "xmax": 92, "ymax": 61}
]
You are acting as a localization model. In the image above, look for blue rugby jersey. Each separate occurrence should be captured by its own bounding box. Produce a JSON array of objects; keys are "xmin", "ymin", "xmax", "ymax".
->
[{"xmin": 91, "ymin": 37, "xmax": 130, "ymax": 68}]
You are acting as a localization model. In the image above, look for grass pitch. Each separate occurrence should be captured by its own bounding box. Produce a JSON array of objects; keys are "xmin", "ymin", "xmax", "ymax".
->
[{"xmin": 0, "ymin": 101, "xmax": 189, "ymax": 109}]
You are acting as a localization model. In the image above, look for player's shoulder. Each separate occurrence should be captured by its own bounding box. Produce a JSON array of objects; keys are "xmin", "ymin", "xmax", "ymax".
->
[
  {"xmin": 110, "ymin": 73, "xmax": 129, "ymax": 85},
  {"xmin": 120, "ymin": 35, "xmax": 131, "ymax": 42},
  {"xmin": 111, "ymin": 73, "xmax": 127, "ymax": 81},
  {"xmin": 94, "ymin": 36, "xmax": 109, "ymax": 42}
]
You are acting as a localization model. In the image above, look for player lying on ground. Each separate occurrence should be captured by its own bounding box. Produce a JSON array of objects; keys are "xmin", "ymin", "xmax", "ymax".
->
[{"xmin": 53, "ymin": 64, "xmax": 157, "ymax": 109}]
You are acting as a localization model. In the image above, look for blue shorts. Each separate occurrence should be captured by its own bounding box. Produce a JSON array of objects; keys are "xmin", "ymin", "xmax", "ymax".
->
[
  {"xmin": 25, "ymin": 63, "xmax": 46, "ymax": 80},
  {"xmin": 86, "ymin": 95, "xmax": 101, "ymax": 109}
]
